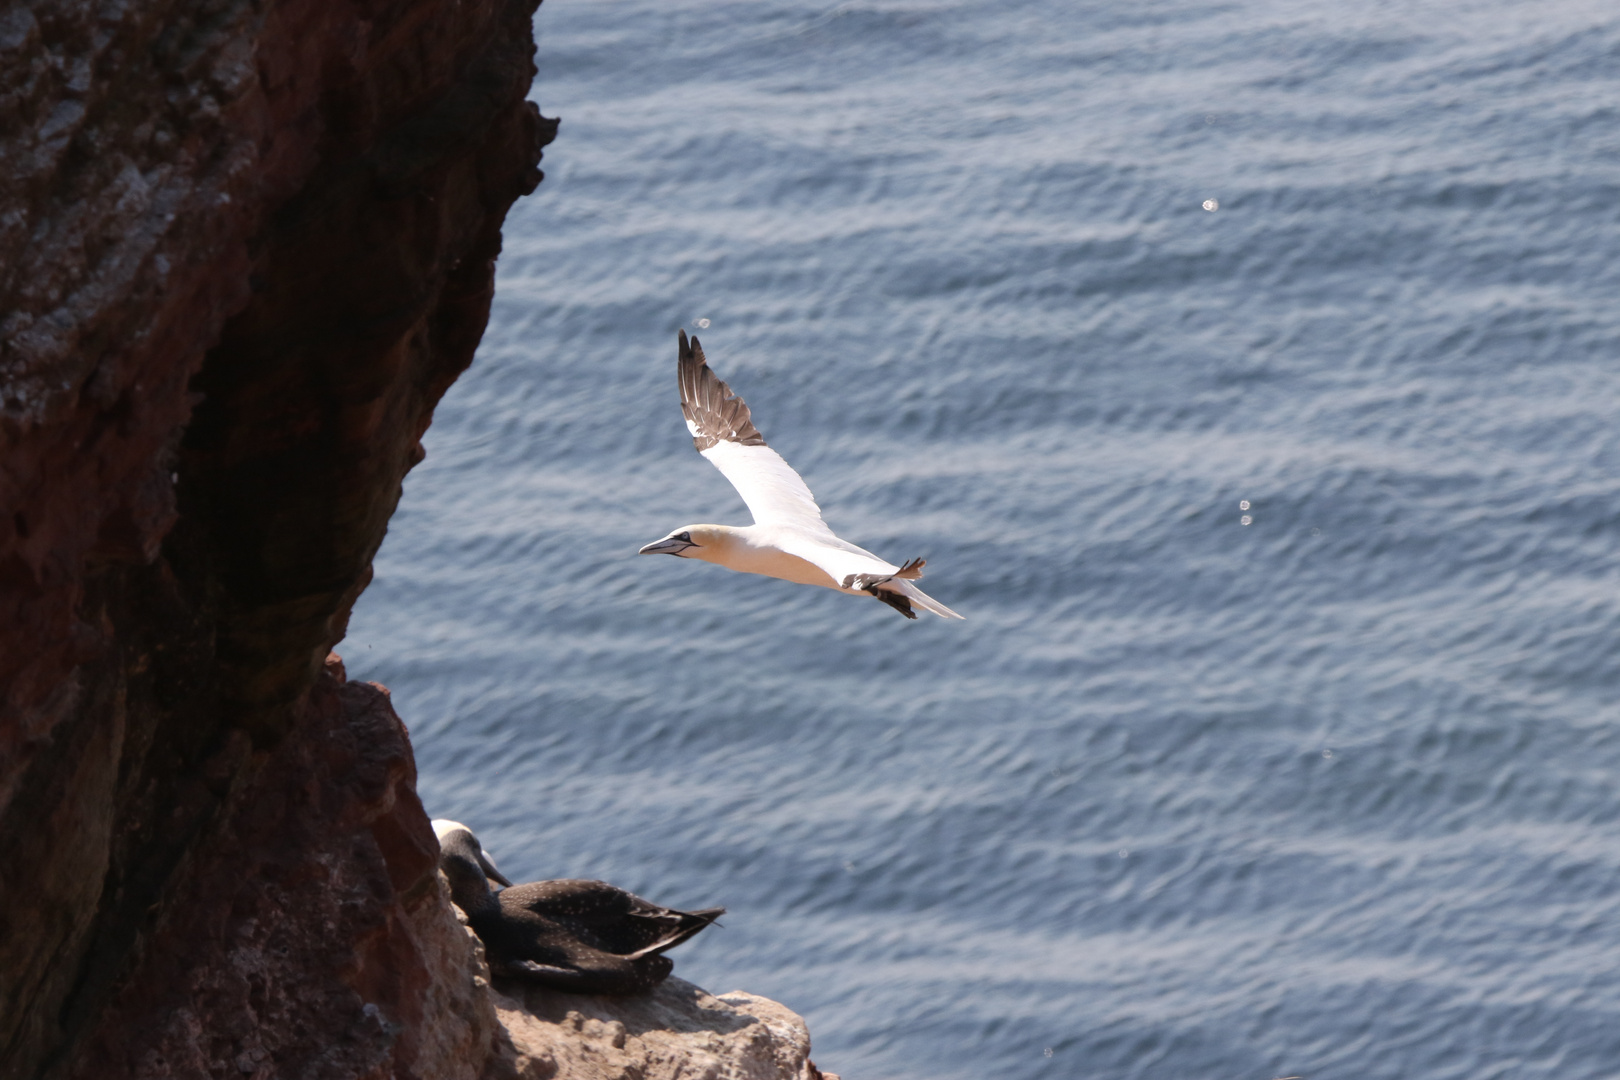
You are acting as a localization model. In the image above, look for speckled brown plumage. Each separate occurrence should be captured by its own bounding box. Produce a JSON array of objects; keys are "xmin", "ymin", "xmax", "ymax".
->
[{"xmin": 440, "ymin": 835, "xmax": 722, "ymax": 994}]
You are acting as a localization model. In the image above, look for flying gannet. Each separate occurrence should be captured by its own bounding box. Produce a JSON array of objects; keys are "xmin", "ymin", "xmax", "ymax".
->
[
  {"xmin": 436, "ymin": 822, "xmax": 724, "ymax": 994},
  {"xmin": 639, "ymin": 331, "xmax": 964, "ymax": 620}
]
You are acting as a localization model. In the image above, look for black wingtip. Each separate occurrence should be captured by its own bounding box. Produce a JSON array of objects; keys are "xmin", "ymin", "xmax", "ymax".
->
[{"xmin": 677, "ymin": 328, "xmax": 705, "ymax": 367}]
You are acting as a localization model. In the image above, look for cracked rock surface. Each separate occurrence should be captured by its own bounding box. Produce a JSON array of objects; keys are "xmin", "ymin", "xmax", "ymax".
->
[{"xmin": 491, "ymin": 981, "xmax": 839, "ymax": 1080}]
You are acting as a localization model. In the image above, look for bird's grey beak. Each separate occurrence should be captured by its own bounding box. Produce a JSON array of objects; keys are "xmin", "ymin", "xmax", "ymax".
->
[
  {"xmin": 639, "ymin": 537, "xmax": 695, "ymax": 556},
  {"xmin": 478, "ymin": 853, "xmax": 513, "ymax": 889}
]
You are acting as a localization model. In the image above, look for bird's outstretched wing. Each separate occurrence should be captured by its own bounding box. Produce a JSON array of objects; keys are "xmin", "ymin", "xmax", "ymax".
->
[{"xmin": 679, "ymin": 330, "xmax": 836, "ymax": 536}]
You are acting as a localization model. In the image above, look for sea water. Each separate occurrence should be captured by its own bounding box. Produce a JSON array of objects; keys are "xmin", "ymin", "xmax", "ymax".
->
[{"xmin": 345, "ymin": 2, "xmax": 1620, "ymax": 1077}]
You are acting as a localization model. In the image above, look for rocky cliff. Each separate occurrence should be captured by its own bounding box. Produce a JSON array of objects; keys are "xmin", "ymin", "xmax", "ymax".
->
[
  {"xmin": 0, "ymin": 2, "xmax": 830, "ymax": 1078},
  {"xmin": 1, "ymin": 0, "xmax": 550, "ymax": 1073}
]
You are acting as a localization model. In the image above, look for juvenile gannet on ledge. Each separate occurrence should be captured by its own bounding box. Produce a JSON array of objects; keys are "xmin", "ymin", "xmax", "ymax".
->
[
  {"xmin": 639, "ymin": 331, "xmax": 963, "ymax": 620},
  {"xmin": 434, "ymin": 820, "xmax": 724, "ymax": 994}
]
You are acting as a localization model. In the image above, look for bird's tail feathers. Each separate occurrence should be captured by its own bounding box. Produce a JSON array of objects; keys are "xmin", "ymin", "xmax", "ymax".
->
[
  {"xmin": 624, "ymin": 906, "xmax": 726, "ymax": 959},
  {"xmin": 887, "ymin": 578, "xmax": 964, "ymax": 620},
  {"xmin": 842, "ymin": 562, "xmax": 962, "ymax": 619}
]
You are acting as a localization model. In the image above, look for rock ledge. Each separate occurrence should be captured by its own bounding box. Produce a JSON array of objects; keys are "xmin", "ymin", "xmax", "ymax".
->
[
  {"xmin": 493, "ymin": 978, "xmax": 837, "ymax": 1080},
  {"xmin": 451, "ymin": 910, "xmax": 837, "ymax": 1080}
]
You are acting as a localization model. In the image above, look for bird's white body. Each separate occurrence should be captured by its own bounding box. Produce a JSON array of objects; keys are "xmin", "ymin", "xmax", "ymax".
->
[
  {"xmin": 674, "ymin": 524, "xmax": 875, "ymax": 591},
  {"xmin": 640, "ymin": 332, "xmax": 963, "ymax": 620}
]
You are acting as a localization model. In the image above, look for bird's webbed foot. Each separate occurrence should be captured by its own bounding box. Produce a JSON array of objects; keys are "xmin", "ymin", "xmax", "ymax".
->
[
  {"xmin": 868, "ymin": 587, "xmax": 917, "ymax": 619},
  {"xmin": 842, "ymin": 561, "xmax": 925, "ymax": 619}
]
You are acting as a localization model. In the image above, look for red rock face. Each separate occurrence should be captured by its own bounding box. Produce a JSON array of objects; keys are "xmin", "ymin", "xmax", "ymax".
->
[
  {"xmin": 0, "ymin": 0, "xmax": 551, "ymax": 1075},
  {"xmin": 67, "ymin": 658, "xmax": 502, "ymax": 1080}
]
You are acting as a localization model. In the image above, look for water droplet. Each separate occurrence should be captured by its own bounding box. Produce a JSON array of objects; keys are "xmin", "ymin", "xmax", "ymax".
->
[
  {"xmin": 843, "ymin": 860, "xmax": 856, "ymax": 873},
  {"xmin": 1239, "ymin": 500, "xmax": 1250, "ymax": 510},
  {"xmin": 1118, "ymin": 849, "xmax": 1129, "ymax": 859},
  {"xmin": 1323, "ymin": 749, "xmax": 1334, "ymax": 759},
  {"xmin": 696, "ymin": 318, "xmax": 711, "ymax": 328},
  {"xmin": 1241, "ymin": 515, "xmax": 1252, "ymax": 526},
  {"xmin": 1202, "ymin": 198, "xmax": 1219, "ymax": 212},
  {"xmin": 1311, "ymin": 527, "xmax": 1321, "ymax": 536},
  {"xmin": 1044, "ymin": 1048, "xmax": 1055, "ymax": 1058}
]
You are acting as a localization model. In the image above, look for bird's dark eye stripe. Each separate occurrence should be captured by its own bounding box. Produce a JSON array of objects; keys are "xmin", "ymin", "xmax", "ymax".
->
[{"xmin": 677, "ymin": 531, "xmax": 691, "ymax": 542}]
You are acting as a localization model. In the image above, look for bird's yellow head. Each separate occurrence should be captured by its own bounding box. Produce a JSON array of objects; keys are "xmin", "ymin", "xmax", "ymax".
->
[{"xmin": 637, "ymin": 525, "xmax": 736, "ymax": 562}]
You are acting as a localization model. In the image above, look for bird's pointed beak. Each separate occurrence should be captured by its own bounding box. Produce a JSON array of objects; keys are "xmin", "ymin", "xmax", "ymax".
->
[
  {"xmin": 478, "ymin": 855, "xmax": 513, "ymax": 889},
  {"xmin": 639, "ymin": 537, "xmax": 694, "ymax": 555}
]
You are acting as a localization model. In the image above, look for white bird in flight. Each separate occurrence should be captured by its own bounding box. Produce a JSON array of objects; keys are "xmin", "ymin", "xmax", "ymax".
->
[{"xmin": 638, "ymin": 331, "xmax": 963, "ymax": 620}]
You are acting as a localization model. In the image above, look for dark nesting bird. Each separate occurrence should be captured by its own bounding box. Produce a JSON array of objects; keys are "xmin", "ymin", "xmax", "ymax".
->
[{"xmin": 434, "ymin": 821, "xmax": 724, "ymax": 995}]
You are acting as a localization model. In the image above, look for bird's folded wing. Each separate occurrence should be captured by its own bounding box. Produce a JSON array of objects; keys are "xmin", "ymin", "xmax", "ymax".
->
[{"xmin": 505, "ymin": 879, "xmax": 633, "ymax": 917}]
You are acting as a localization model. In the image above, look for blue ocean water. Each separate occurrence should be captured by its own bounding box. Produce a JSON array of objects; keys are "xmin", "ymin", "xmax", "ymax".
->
[{"xmin": 344, "ymin": 2, "xmax": 1620, "ymax": 1077}]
